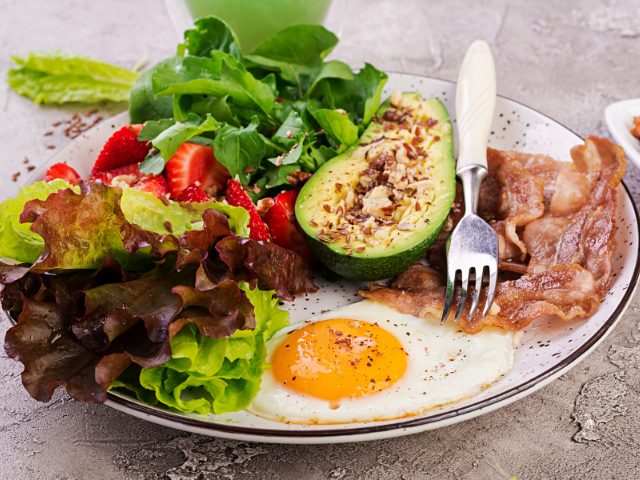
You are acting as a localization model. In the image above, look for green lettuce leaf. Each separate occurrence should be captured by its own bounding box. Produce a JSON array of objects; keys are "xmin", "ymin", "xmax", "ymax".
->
[
  {"xmin": 8, "ymin": 51, "xmax": 139, "ymax": 105},
  {"xmin": 120, "ymin": 187, "xmax": 250, "ymax": 238},
  {"xmin": 190, "ymin": 95, "xmax": 241, "ymax": 127},
  {"xmin": 0, "ymin": 180, "xmax": 80, "ymax": 263},
  {"xmin": 126, "ymin": 284, "xmax": 288, "ymax": 415}
]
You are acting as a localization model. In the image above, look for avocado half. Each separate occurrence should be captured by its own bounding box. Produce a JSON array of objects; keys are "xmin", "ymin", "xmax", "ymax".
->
[{"xmin": 295, "ymin": 92, "xmax": 455, "ymax": 281}]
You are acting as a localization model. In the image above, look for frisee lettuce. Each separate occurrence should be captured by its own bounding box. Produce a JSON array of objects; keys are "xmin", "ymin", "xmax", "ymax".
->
[{"xmin": 7, "ymin": 51, "xmax": 139, "ymax": 104}]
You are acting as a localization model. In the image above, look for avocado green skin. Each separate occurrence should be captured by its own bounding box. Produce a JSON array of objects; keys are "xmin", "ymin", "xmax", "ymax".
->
[{"xmin": 296, "ymin": 93, "xmax": 455, "ymax": 281}]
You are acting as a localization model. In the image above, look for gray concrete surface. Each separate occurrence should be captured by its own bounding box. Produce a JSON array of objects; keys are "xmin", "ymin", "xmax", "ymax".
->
[{"xmin": 1, "ymin": 0, "xmax": 640, "ymax": 478}]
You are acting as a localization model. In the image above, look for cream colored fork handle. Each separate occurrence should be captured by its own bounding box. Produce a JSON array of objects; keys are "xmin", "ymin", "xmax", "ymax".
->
[{"xmin": 455, "ymin": 40, "xmax": 496, "ymax": 172}]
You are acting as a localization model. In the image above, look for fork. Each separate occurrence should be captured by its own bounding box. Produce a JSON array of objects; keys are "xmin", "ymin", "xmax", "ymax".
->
[{"xmin": 440, "ymin": 40, "xmax": 498, "ymax": 325}]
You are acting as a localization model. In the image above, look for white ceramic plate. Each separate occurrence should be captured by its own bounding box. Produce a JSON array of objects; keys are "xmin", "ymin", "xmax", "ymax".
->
[
  {"xmin": 23, "ymin": 73, "xmax": 640, "ymax": 444},
  {"xmin": 605, "ymin": 98, "xmax": 640, "ymax": 170}
]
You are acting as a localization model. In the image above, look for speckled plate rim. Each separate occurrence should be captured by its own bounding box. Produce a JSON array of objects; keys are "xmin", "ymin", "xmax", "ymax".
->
[{"xmin": 8, "ymin": 72, "xmax": 640, "ymax": 444}]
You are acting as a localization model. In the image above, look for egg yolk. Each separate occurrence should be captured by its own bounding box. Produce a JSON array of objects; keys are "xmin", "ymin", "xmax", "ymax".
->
[{"xmin": 271, "ymin": 319, "xmax": 407, "ymax": 401}]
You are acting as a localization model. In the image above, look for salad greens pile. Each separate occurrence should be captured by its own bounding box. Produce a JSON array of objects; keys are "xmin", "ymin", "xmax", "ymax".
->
[
  {"xmin": 7, "ymin": 51, "xmax": 139, "ymax": 104},
  {"xmin": 1, "ymin": 17, "xmax": 388, "ymax": 415},
  {"xmin": 130, "ymin": 17, "xmax": 388, "ymax": 199},
  {"xmin": 1, "ymin": 180, "xmax": 316, "ymax": 412}
]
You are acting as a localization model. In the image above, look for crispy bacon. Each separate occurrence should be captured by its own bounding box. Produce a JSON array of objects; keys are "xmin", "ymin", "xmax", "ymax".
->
[
  {"xmin": 478, "ymin": 150, "xmax": 545, "ymax": 257},
  {"xmin": 506, "ymin": 150, "xmax": 573, "ymax": 208},
  {"xmin": 365, "ymin": 137, "xmax": 625, "ymax": 334},
  {"xmin": 361, "ymin": 264, "xmax": 599, "ymax": 335}
]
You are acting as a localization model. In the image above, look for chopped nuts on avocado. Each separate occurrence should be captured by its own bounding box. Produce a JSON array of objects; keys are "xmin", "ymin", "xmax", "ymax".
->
[{"xmin": 296, "ymin": 92, "xmax": 456, "ymax": 281}]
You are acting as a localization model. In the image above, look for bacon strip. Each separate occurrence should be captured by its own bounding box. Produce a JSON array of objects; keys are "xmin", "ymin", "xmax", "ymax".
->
[
  {"xmin": 365, "ymin": 137, "xmax": 625, "ymax": 334},
  {"xmin": 360, "ymin": 263, "xmax": 598, "ymax": 335}
]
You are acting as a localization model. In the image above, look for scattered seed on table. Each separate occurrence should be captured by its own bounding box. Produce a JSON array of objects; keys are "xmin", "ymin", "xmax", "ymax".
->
[
  {"xmin": 27, "ymin": 166, "xmax": 35, "ymax": 171},
  {"xmin": 11, "ymin": 172, "xmax": 20, "ymax": 181},
  {"xmin": 44, "ymin": 131, "xmax": 53, "ymax": 136},
  {"xmin": 46, "ymin": 145, "xmax": 55, "ymax": 149}
]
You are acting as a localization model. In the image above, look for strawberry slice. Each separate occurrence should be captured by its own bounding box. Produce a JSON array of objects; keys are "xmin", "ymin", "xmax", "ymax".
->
[
  {"xmin": 166, "ymin": 143, "xmax": 230, "ymax": 198},
  {"xmin": 92, "ymin": 163, "xmax": 146, "ymax": 186},
  {"xmin": 131, "ymin": 175, "xmax": 170, "ymax": 199},
  {"xmin": 263, "ymin": 190, "xmax": 318, "ymax": 263},
  {"xmin": 175, "ymin": 183, "xmax": 212, "ymax": 203},
  {"xmin": 92, "ymin": 124, "xmax": 151, "ymax": 175},
  {"xmin": 225, "ymin": 179, "xmax": 271, "ymax": 241},
  {"xmin": 45, "ymin": 163, "xmax": 81, "ymax": 185}
]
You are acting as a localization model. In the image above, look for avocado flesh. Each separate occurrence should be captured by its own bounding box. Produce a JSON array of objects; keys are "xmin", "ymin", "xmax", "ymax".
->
[{"xmin": 295, "ymin": 92, "xmax": 455, "ymax": 281}]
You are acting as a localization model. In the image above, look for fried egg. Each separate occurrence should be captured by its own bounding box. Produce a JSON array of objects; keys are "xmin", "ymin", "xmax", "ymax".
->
[{"xmin": 247, "ymin": 300, "xmax": 522, "ymax": 424}]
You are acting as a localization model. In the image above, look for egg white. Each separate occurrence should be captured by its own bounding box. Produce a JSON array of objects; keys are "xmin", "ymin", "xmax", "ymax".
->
[{"xmin": 247, "ymin": 300, "xmax": 522, "ymax": 424}]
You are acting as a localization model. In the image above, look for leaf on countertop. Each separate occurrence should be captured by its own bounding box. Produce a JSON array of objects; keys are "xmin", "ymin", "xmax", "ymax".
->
[{"xmin": 7, "ymin": 50, "xmax": 139, "ymax": 105}]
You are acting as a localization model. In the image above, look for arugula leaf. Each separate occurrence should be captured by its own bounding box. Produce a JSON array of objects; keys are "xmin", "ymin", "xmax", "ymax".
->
[
  {"xmin": 245, "ymin": 25, "xmax": 354, "ymax": 99},
  {"xmin": 183, "ymin": 16, "xmax": 243, "ymax": 62},
  {"xmin": 263, "ymin": 162, "xmax": 301, "ymax": 189},
  {"xmin": 137, "ymin": 118, "xmax": 177, "ymax": 141},
  {"xmin": 154, "ymin": 58, "xmax": 274, "ymax": 116},
  {"xmin": 305, "ymin": 60, "xmax": 353, "ymax": 99},
  {"xmin": 312, "ymin": 109, "xmax": 358, "ymax": 151},
  {"xmin": 274, "ymin": 111, "xmax": 307, "ymax": 142},
  {"xmin": 260, "ymin": 72, "xmax": 278, "ymax": 97},
  {"xmin": 213, "ymin": 116, "xmax": 265, "ymax": 184},
  {"xmin": 309, "ymin": 145, "xmax": 338, "ymax": 168},
  {"xmin": 7, "ymin": 50, "xmax": 139, "ymax": 105},
  {"xmin": 268, "ymin": 140, "xmax": 304, "ymax": 166},
  {"xmin": 129, "ymin": 55, "xmax": 181, "ymax": 124},
  {"xmin": 322, "ymin": 63, "xmax": 388, "ymax": 125},
  {"xmin": 139, "ymin": 113, "xmax": 220, "ymax": 174},
  {"xmin": 190, "ymin": 95, "xmax": 241, "ymax": 127}
]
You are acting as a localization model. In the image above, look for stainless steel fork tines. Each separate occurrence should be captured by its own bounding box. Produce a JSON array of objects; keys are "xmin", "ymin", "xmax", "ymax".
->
[{"xmin": 441, "ymin": 165, "xmax": 498, "ymax": 324}]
